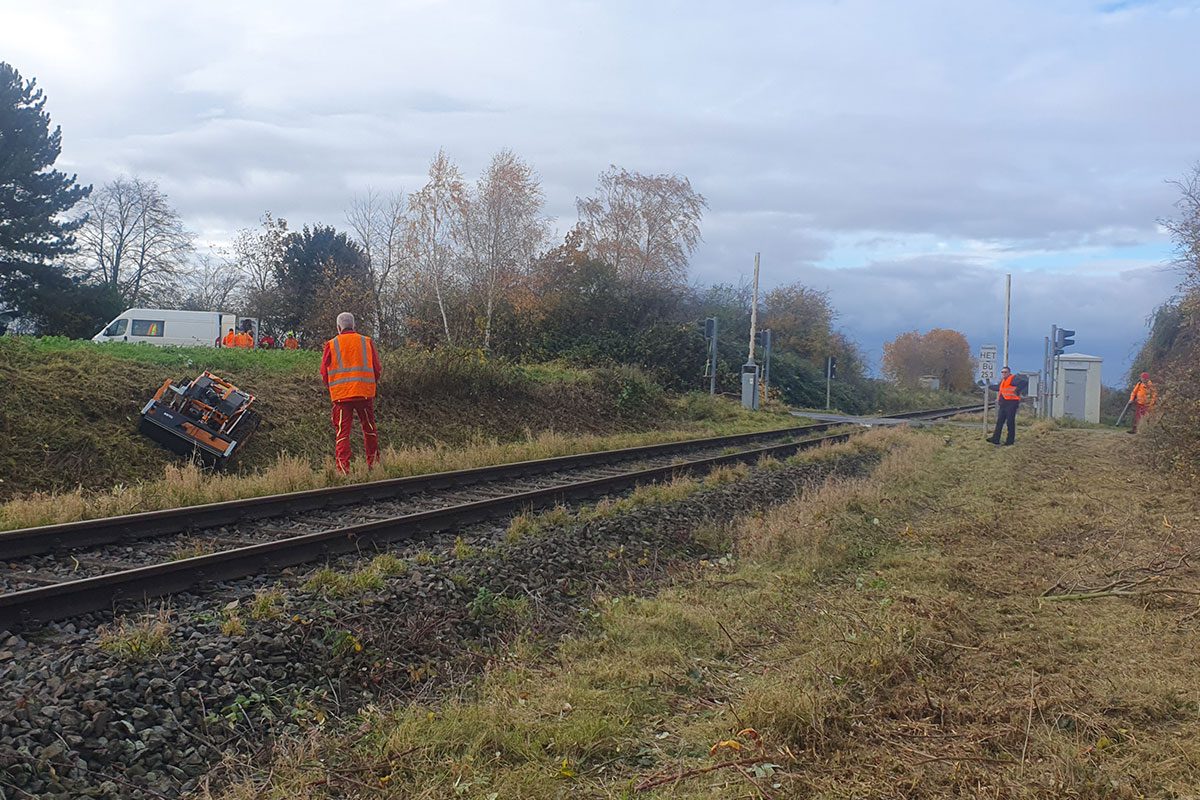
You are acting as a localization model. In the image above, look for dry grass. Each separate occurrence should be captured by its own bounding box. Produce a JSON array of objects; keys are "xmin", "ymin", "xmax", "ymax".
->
[
  {"xmin": 0, "ymin": 418, "xmax": 799, "ymax": 532},
  {"xmin": 210, "ymin": 421, "xmax": 1200, "ymax": 799},
  {"xmin": 302, "ymin": 553, "xmax": 409, "ymax": 599},
  {"xmin": 97, "ymin": 607, "xmax": 174, "ymax": 662}
]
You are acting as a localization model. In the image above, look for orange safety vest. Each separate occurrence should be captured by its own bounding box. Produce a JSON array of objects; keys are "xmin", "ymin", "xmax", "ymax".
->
[
  {"xmin": 326, "ymin": 332, "xmax": 377, "ymax": 401},
  {"xmin": 1131, "ymin": 380, "xmax": 1157, "ymax": 407},
  {"xmin": 998, "ymin": 374, "xmax": 1021, "ymax": 401},
  {"xmin": 223, "ymin": 331, "xmax": 236, "ymax": 347},
  {"xmin": 283, "ymin": 337, "xmax": 299, "ymax": 350},
  {"xmin": 236, "ymin": 332, "xmax": 254, "ymax": 349}
]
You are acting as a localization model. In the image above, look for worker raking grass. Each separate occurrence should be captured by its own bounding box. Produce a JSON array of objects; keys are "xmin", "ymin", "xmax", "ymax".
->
[{"xmin": 320, "ymin": 312, "xmax": 382, "ymax": 473}]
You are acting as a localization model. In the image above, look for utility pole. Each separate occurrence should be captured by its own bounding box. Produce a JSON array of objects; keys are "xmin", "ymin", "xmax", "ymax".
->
[
  {"xmin": 741, "ymin": 253, "xmax": 761, "ymax": 410},
  {"xmin": 1003, "ymin": 273, "xmax": 1011, "ymax": 369},
  {"xmin": 747, "ymin": 252, "xmax": 760, "ymax": 364}
]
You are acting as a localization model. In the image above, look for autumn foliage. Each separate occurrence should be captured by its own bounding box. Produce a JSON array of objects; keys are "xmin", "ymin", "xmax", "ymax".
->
[{"xmin": 881, "ymin": 328, "xmax": 975, "ymax": 391}]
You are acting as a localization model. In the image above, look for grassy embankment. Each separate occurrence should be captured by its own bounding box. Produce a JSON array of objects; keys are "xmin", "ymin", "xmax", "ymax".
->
[
  {"xmin": 215, "ymin": 420, "xmax": 1200, "ymax": 798},
  {"xmin": 0, "ymin": 337, "xmax": 799, "ymax": 529}
]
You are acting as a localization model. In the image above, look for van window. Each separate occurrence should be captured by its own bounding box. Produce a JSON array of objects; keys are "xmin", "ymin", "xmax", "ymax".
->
[
  {"xmin": 104, "ymin": 319, "xmax": 128, "ymax": 336},
  {"xmin": 131, "ymin": 319, "xmax": 165, "ymax": 337}
]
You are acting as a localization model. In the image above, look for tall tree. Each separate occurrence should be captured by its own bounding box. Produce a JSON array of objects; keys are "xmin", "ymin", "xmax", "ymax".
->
[
  {"xmin": 575, "ymin": 165, "xmax": 706, "ymax": 287},
  {"xmin": 762, "ymin": 283, "xmax": 837, "ymax": 359},
  {"xmin": 276, "ymin": 224, "xmax": 371, "ymax": 341},
  {"xmin": 76, "ymin": 176, "xmax": 194, "ymax": 305},
  {"xmin": 407, "ymin": 150, "xmax": 467, "ymax": 344},
  {"xmin": 460, "ymin": 149, "xmax": 549, "ymax": 351},
  {"xmin": 0, "ymin": 62, "xmax": 92, "ymax": 329},
  {"xmin": 346, "ymin": 190, "xmax": 408, "ymax": 344},
  {"xmin": 882, "ymin": 328, "xmax": 974, "ymax": 390}
]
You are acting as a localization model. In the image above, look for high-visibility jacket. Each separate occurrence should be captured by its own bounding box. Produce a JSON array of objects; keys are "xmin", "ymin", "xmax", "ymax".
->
[
  {"xmin": 283, "ymin": 337, "xmax": 299, "ymax": 350},
  {"xmin": 998, "ymin": 374, "xmax": 1021, "ymax": 401},
  {"xmin": 222, "ymin": 331, "xmax": 236, "ymax": 347},
  {"xmin": 235, "ymin": 332, "xmax": 254, "ymax": 349},
  {"xmin": 322, "ymin": 332, "xmax": 380, "ymax": 401},
  {"xmin": 1130, "ymin": 380, "xmax": 1157, "ymax": 407}
]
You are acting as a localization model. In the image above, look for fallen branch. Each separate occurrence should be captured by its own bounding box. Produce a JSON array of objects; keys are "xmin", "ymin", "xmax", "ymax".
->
[
  {"xmin": 1042, "ymin": 587, "xmax": 1200, "ymax": 602},
  {"xmin": 635, "ymin": 756, "xmax": 773, "ymax": 792}
]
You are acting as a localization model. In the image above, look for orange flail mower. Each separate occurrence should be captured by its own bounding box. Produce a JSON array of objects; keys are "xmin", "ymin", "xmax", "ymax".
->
[{"xmin": 139, "ymin": 372, "xmax": 260, "ymax": 465}]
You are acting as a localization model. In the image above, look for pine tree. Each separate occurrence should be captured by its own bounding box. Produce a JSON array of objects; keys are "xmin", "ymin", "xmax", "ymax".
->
[{"xmin": 0, "ymin": 61, "xmax": 92, "ymax": 326}]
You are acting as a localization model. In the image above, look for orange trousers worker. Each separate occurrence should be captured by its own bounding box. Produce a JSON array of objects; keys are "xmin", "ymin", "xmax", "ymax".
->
[{"xmin": 320, "ymin": 312, "xmax": 382, "ymax": 473}]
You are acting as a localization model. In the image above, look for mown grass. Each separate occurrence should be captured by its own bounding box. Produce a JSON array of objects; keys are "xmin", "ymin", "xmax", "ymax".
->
[{"xmin": 211, "ymin": 421, "xmax": 1200, "ymax": 799}]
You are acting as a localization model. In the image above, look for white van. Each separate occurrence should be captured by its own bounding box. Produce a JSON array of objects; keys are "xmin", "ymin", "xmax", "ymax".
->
[{"xmin": 92, "ymin": 309, "xmax": 258, "ymax": 347}]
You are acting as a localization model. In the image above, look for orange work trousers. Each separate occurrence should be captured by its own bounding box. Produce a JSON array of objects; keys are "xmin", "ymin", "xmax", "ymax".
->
[{"xmin": 332, "ymin": 398, "xmax": 379, "ymax": 474}]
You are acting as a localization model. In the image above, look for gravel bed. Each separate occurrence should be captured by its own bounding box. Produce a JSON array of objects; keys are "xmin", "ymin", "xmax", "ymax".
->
[{"xmin": 0, "ymin": 446, "xmax": 879, "ymax": 800}]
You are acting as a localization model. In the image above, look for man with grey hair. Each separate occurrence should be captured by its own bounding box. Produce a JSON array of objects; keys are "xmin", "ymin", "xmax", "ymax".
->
[{"xmin": 320, "ymin": 311, "xmax": 382, "ymax": 473}]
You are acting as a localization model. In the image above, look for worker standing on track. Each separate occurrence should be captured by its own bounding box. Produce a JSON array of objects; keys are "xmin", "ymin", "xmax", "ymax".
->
[
  {"xmin": 987, "ymin": 366, "xmax": 1022, "ymax": 446},
  {"xmin": 321, "ymin": 312, "xmax": 381, "ymax": 474},
  {"xmin": 222, "ymin": 327, "xmax": 236, "ymax": 348},
  {"xmin": 1128, "ymin": 371, "xmax": 1158, "ymax": 434}
]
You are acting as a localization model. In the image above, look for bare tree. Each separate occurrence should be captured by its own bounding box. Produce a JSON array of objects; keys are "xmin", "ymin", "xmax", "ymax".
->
[
  {"xmin": 230, "ymin": 212, "xmax": 288, "ymax": 321},
  {"xmin": 1162, "ymin": 162, "xmax": 1200, "ymax": 290},
  {"xmin": 406, "ymin": 150, "xmax": 468, "ymax": 345},
  {"xmin": 575, "ymin": 166, "xmax": 707, "ymax": 287},
  {"xmin": 179, "ymin": 250, "xmax": 242, "ymax": 311},
  {"xmin": 347, "ymin": 189, "xmax": 408, "ymax": 344},
  {"xmin": 76, "ymin": 176, "xmax": 194, "ymax": 305},
  {"xmin": 459, "ymin": 149, "xmax": 549, "ymax": 351}
]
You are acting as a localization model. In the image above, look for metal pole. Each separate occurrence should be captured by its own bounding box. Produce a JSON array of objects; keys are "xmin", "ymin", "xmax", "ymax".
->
[
  {"xmin": 1041, "ymin": 335, "xmax": 1049, "ymax": 417},
  {"xmin": 761, "ymin": 329, "xmax": 771, "ymax": 399},
  {"xmin": 984, "ymin": 385, "xmax": 989, "ymax": 432},
  {"xmin": 1003, "ymin": 273, "xmax": 1011, "ymax": 369},
  {"xmin": 1049, "ymin": 324, "xmax": 1057, "ymax": 418},
  {"xmin": 709, "ymin": 318, "xmax": 718, "ymax": 396},
  {"xmin": 825, "ymin": 357, "xmax": 832, "ymax": 410},
  {"xmin": 747, "ymin": 252, "xmax": 760, "ymax": 364}
]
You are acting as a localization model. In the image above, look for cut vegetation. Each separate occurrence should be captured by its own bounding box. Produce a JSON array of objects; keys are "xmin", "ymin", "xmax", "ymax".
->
[{"xmin": 211, "ymin": 421, "xmax": 1200, "ymax": 799}]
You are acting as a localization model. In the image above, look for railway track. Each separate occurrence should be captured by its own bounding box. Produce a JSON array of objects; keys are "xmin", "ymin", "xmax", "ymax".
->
[{"xmin": 0, "ymin": 405, "xmax": 978, "ymax": 629}]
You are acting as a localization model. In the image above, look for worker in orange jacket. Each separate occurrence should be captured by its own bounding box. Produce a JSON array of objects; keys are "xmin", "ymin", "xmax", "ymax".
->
[
  {"xmin": 283, "ymin": 332, "xmax": 299, "ymax": 350},
  {"xmin": 987, "ymin": 366, "xmax": 1022, "ymax": 446},
  {"xmin": 222, "ymin": 328, "xmax": 237, "ymax": 348},
  {"xmin": 1128, "ymin": 371, "xmax": 1158, "ymax": 434},
  {"xmin": 235, "ymin": 329, "xmax": 254, "ymax": 349},
  {"xmin": 320, "ymin": 312, "xmax": 382, "ymax": 473}
]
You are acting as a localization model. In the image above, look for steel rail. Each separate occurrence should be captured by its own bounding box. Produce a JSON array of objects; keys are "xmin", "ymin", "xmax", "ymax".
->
[
  {"xmin": 0, "ymin": 429, "xmax": 858, "ymax": 629},
  {"xmin": 0, "ymin": 422, "xmax": 839, "ymax": 560}
]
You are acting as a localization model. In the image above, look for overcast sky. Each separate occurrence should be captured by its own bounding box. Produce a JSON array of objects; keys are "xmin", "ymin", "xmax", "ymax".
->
[{"xmin": 4, "ymin": 0, "xmax": 1197, "ymax": 381}]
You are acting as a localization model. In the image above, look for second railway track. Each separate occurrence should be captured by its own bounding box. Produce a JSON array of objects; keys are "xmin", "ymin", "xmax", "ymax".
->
[{"xmin": 0, "ymin": 405, "xmax": 979, "ymax": 629}]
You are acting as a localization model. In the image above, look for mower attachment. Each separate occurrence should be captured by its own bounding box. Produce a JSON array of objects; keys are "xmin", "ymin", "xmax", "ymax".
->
[{"xmin": 139, "ymin": 372, "xmax": 259, "ymax": 466}]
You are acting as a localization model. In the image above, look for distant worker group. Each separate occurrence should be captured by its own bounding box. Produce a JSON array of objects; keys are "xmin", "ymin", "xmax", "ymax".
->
[
  {"xmin": 221, "ymin": 327, "xmax": 255, "ymax": 349},
  {"xmin": 219, "ymin": 328, "xmax": 303, "ymax": 349}
]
